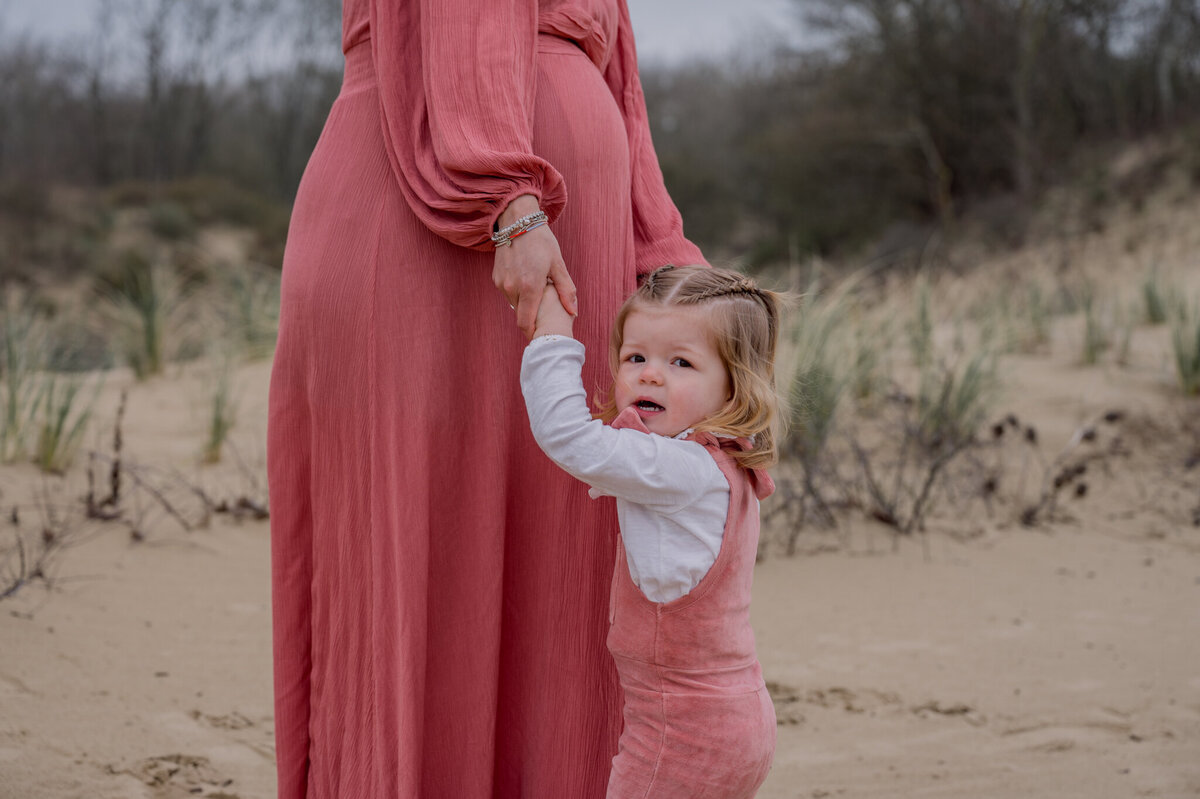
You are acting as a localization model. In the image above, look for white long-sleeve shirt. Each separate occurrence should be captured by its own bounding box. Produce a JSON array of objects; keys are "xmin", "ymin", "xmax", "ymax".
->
[{"xmin": 520, "ymin": 335, "xmax": 729, "ymax": 603}]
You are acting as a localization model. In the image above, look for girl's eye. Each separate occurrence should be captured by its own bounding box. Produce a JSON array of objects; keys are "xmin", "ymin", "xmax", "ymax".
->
[
  {"xmin": 625, "ymin": 353, "xmax": 645, "ymax": 364},
  {"xmin": 671, "ymin": 358, "xmax": 693, "ymax": 368}
]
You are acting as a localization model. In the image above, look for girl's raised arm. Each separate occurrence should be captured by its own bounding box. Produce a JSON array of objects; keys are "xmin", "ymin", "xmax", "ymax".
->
[{"xmin": 521, "ymin": 337, "xmax": 722, "ymax": 509}]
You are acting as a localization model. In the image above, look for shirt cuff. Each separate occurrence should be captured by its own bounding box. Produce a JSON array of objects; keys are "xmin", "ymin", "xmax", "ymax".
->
[{"xmin": 526, "ymin": 334, "xmax": 580, "ymax": 351}]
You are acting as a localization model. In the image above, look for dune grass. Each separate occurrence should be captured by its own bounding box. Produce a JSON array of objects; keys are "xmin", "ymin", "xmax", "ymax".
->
[
  {"xmin": 1020, "ymin": 283, "xmax": 1051, "ymax": 352},
  {"xmin": 0, "ymin": 291, "xmax": 45, "ymax": 461},
  {"xmin": 1, "ymin": 288, "xmax": 100, "ymax": 472},
  {"xmin": 915, "ymin": 348, "xmax": 998, "ymax": 453},
  {"xmin": 1171, "ymin": 297, "xmax": 1200, "ymax": 396},
  {"xmin": 907, "ymin": 278, "xmax": 934, "ymax": 370},
  {"xmin": 202, "ymin": 350, "xmax": 238, "ymax": 465},
  {"xmin": 96, "ymin": 251, "xmax": 195, "ymax": 379},
  {"xmin": 223, "ymin": 263, "xmax": 280, "ymax": 361},
  {"xmin": 33, "ymin": 373, "xmax": 98, "ymax": 474},
  {"xmin": 1141, "ymin": 268, "xmax": 1171, "ymax": 325},
  {"xmin": 1080, "ymin": 286, "xmax": 1110, "ymax": 366},
  {"xmin": 782, "ymin": 283, "xmax": 845, "ymax": 517}
]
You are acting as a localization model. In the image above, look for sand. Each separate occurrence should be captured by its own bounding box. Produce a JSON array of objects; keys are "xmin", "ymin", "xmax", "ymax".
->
[{"xmin": 2, "ymin": 233, "xmax": 1199, "ymax": 798}]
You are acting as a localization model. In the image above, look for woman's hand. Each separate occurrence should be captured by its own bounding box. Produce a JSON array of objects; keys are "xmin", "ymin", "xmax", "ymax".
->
[{"xmin": 492, "ymin": 195, "xmax": 577, "ymax": 339}]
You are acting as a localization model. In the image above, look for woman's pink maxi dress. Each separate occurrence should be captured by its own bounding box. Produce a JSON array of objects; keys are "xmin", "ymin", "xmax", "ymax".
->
[{"xmin": 267, "ymin": 1, "xmax": 705, "ymax": 797}]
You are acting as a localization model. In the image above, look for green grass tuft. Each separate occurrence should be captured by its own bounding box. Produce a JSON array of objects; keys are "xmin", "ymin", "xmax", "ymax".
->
[
  {"xmin": 96, "ymin": 251, "xmax": 194, "ymax": 379},
  {"xmin": 1, "ymin": 290, "xmax": 47, "ymax": 461},
  {"xmin": 33, "ymin": 373, "xmax": 98, "ymax": 474},
  {"xmin": 202, "ymin": 351, "xmax": 238, "ymax": 464},
  {"xmin": 1170, "ymin": 298, "xmax": 1200, "ymax": 396},
  {"xmin": 1080, "ymin": 286, "xmax": 1110, "ymax": 366},
  {"xmin": 907, "ymin": 278, "xmax": 934, "ymax": 370}
]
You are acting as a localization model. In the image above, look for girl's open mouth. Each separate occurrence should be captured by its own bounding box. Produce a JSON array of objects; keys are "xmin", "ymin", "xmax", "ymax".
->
[{"xmin": 635, "ymin": 400, "xmax": 665, "ymax": 413}]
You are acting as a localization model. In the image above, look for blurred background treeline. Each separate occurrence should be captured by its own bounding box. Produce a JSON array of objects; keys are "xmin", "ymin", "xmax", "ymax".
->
[
  {"xmin": 0, "ymin": 0, "xmax": 1197, "ymax": 578},
  {"xmin": 0, "ymin": 0, "xmax": 340, "ymax": 279},
  {"xmin": 648, "ymin": 0, "xmax": 1200, "ymax": 263},
  {"xmin": 4, "ymin": 0, "xmax": 1200, "ymax": 280}
]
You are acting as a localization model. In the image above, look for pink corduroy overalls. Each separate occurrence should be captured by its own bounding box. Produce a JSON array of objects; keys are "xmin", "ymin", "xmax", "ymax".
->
[{"xmin": 604, "ymin": 408, "xmax": 777, "ymax": 798}]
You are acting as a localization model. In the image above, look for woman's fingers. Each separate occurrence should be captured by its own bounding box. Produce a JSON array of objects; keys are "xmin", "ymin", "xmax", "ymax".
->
[
  {"xmin": 492, "ymin": 224, "xmax": 574, "ymax": 336},
  {"xmin": 498, "ymin": 256, "xmax": 550, "ymax": 336},
  {"xmin": 514, "ymin": 280, "xmax": 543, "ymax": 338},
  {"xmin": 548, "ymin": 258, "xmax": 578, "ymax": 317}
]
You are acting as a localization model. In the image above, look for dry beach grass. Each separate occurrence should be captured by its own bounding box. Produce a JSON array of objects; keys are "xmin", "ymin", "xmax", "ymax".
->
[{"xmin": 1, "ymin": 174, "xmax": 1199, "ymax": 798}]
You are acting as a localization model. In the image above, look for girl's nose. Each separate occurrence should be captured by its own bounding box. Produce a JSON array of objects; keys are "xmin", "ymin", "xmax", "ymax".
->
[{"xmin": 638, "ymin": 363, "xmax": 663, "ymax": 384}]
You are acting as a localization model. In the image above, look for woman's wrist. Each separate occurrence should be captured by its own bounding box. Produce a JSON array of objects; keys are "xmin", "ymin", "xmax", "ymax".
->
[
  {"xmin": 492, "ymin": 211, "xmax": 548, "ymax": 248},
  {"xmin": 498, "ymin": 194, "xmax": 541, "ymax": 229}
]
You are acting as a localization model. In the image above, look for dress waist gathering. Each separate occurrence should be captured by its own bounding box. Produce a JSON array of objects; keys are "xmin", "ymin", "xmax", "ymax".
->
[{"xmin": 537, "ymin": 32, "xmax": 592, "ymax": 57}]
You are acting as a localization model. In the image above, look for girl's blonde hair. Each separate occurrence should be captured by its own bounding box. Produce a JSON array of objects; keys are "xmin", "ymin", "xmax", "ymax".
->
[{"xmin": 599, "ymin": 265, "xmax": 784, "ymax": 469}]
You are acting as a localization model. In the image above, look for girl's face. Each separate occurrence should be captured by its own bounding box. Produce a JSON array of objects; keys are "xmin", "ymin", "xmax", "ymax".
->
[{"xmin": 614, "ymin": 306, "xmax": 731, "ymax": 438}]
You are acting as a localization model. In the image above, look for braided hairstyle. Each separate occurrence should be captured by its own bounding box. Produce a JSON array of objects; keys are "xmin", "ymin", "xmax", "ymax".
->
[{"xmin": 599, "ymin": 265, "xmax": 784, "ymax": 469}]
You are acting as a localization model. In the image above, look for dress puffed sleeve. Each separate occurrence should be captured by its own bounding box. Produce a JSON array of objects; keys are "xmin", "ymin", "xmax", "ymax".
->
[
  {"xmin": 604, "ymin": 0, "xmax": 708, "ymax": 274},
  {"xmin": 369, "ymin": 0, "xmax": 568, "ymax": 250}
]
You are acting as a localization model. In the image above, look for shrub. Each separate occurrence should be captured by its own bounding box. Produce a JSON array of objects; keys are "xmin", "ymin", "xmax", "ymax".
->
[
  {"xmin": 163, "ymin": 176, "xmax": 290, "ymax": 234},
  {"xmin": 148, "ymin": 201, "xmax": 197, "ymax": 241},
  {"xmin": 784, "ymin": 280, "xmax": 849, "ymax": 469},
  {"xmin": 106, "ymin": 181, "xmax": 156, "ymax": 208},
  {"xmin": 0, "ymin": 180, "xmax": 52, "ymax": 224},
  {"xmin": 916, "ymin": 350, "xmax": 998, "ymax": 454},
  {"xmin": 774, "ymin": 270, "xmax": 864, "ymax": 543}
]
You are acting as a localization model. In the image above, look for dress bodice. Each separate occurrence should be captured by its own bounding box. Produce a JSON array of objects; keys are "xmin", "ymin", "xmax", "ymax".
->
[{"xmin": 343, "ymin": 0, "xmax": 620, "ymax": 69}]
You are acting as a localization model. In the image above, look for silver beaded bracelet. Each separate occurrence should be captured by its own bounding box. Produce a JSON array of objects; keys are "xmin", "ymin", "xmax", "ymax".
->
[{"xmin": 491, "ymin": 210, "xmax": 548, "ymax": 247}]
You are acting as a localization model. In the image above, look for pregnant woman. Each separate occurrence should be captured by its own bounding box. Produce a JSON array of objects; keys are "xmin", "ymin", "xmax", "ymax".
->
[{"xmin": 267, "ymin": 1, "xmax": 706, "ymax": 796}]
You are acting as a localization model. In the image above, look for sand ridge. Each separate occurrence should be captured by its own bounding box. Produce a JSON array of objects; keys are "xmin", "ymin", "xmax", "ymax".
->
[{"xmin": 2, "ymin": 231, "xmax": 1199, "ymax": 797}]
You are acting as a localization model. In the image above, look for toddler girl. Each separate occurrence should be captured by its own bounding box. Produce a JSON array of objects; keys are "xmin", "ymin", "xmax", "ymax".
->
[{"xmin": 521, "ymin": 265, "xmax": 782, "ymax": 798}]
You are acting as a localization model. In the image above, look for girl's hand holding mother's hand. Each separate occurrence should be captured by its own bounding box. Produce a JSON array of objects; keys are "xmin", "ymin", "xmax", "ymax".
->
[
  {"xmin": 492, "ymin": 194, "xmax": 577, "ymax": 339},
  {"xmin": 531, "ymin": 284, "xmax": 575, "ymax": 339}
]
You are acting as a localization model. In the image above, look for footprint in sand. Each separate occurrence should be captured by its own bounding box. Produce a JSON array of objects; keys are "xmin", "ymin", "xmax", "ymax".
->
[
  {"xmin": 803, "ymin": 686, "xmax": 903, "ymax": 715},
  {"xmin": 768, "ymin": 681, "xmax": 988, "ymax": 728},
  {"xmin": 0, "ymin": 671, "xmax": 39, "ymax": 698},
  {"xmin": 108, "ymin": 753, "xmax": 240, "ymax": 797},
  {"xmin": 765, "ymin": 681, "xmax": 806, "ymax": 725},
  {"xmin": 909, "ymin": 699, "xmax": 988, "ymax": 727},
  {"xmin": 766, "ymin": 682, "xmax": 909, "ymax": 725},
  {"xmin": 187, "ymin": 709, "xmax": 276, "ymax": 762},
  {"xmin": 189, "ymin": 709, "xmax": 256, "ymax": 731},
  {"xmin": 999, "ymin": 715, "xmax": 1136, "ymax": 754}
]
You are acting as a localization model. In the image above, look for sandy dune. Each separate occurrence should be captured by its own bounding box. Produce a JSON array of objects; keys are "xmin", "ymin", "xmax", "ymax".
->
[{"xmin": 2, "ymin": 244, "xmax": 1199, "ymax": 798}]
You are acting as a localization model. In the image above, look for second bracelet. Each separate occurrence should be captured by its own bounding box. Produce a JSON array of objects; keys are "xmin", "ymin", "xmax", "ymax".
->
[{"xmin": 492, "ymin": 210, "xmax": 548, "ymax": 248}]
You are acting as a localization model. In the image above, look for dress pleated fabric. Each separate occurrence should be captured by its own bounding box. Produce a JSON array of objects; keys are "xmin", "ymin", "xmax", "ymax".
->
[{"xmin": 267, "ymin": 1, "xmax": 705, "ymax": 797}]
